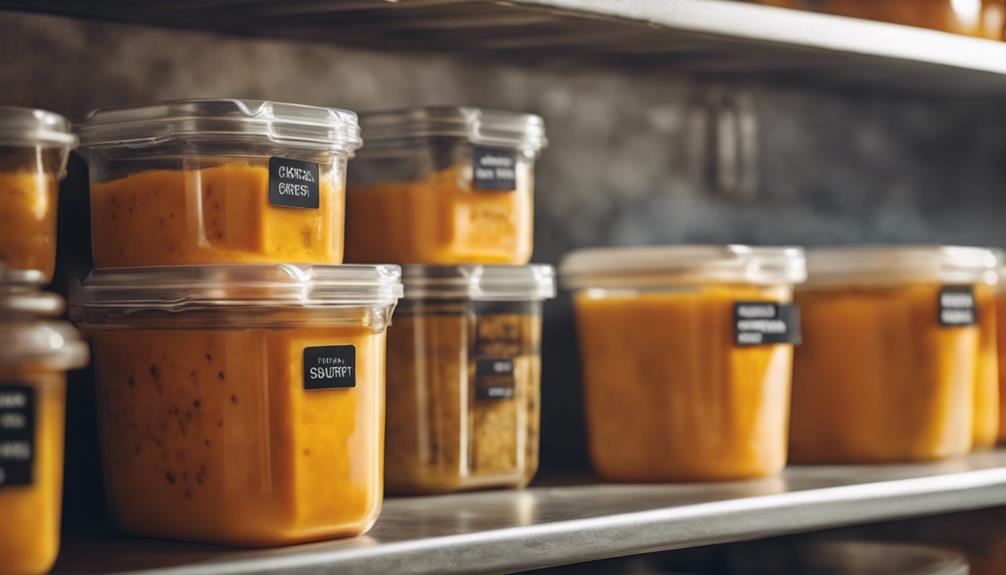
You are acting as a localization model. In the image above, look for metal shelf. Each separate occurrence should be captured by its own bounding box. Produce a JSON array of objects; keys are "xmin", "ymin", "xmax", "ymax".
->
[
  {"xmin": 55, "ymin": 450, "xmax": 1006, "ymax": 574},
  {"xmin": 5, "ymin": 0, "xmax": 1006, "ymax": 93}
]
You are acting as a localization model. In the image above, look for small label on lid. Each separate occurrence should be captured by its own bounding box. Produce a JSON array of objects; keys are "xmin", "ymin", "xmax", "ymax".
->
[
  {"xmin": 939, "ymin": 285, "xmax": 978, "ymax": 327},
  {"xmin": 472, "ymin": 146, "xmax": 517, "ymax": 192},
  {"xmin": 303, "ymin": 345, "xmax": 356, "ymax": 390},
  {"xmin": 733, "ymin": 302, "xmax": 801, "ymax": 347},
  {"xmin": 0, "ymin": 384, "xmax": 34, "ymax": 487},
  {"xmin": 269, "ymin": 157, "xmax": 320, "ymax": 209}
]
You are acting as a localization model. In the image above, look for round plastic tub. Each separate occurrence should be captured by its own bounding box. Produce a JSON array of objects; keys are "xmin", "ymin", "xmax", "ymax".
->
[
  {"xmin": 725, "ymin": 539, "xmax": 969, "ymax": 575},
  {"xmin": 0, "ymin": 267, "xmax": 88, "ymax": 575},
  {"xmin": 77, "ymin": 99, "xmax": 362, "ymax": 268},
  {"xmin": 751, "ymin": 0, "xmax": 1005, "ymax": 39},
  {"xmin": 0, "ymin": 107, "xmax": 76, "ymax": 282},
  {"xmin": 561, "ymin": 245, "xmax": 806, "ymax": 482},
  {"xmin": 345, "ymin": 107, "xmax": 547, "ymax": 265},
  {"xmin": 384, "ymin": 264, "xmax": 556, "ymax": 494},
  {"xmin": 70, "ymin": 264, "xmax": 402, "ymax": 546},
  {"xmin": 792, "ymin": 246, "xmax": 996, "ymax": 463}
]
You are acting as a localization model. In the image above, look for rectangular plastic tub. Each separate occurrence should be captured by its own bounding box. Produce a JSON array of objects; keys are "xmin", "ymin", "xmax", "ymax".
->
[
  {"xmin": 384, "ymin": 264, "xmax": 555, "ymax": 494},
  {"xmin": 561, "ymin": 245, "xmax": 806, "ymax": 482},
  {"xmin": 0, "ymin": 267, "xmax": 88, "ymax": 575},
  {"xmin": 0, "ymin": 107, "xmax": 76, "ymax": 283},
  {"xmin": 791, "ymin": 246, "xmax": 997, "ymax": 463},
  {"xmin": 71, "ymin": 264, "xmax": 402, "ymax": 546},
  {"xmin": 77, "ymin": 99, "xmax": 362, "ymax": 268},
  {"xmin": 346, "ymin": 107, "xmax": 546, "ymax": 265}
]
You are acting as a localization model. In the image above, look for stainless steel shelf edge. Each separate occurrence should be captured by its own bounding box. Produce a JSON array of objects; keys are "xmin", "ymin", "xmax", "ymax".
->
[{"xmin": 55, "ymin": 451, "xmax": 1006, "ymax": 575}]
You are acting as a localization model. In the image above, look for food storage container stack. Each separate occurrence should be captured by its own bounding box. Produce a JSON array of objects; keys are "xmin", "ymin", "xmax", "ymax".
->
[
  {"xmin": 71, "ymin": 99, "xmax": 410, "ymax": 546},
  {"xmin": 346, "ymin": 106, "xmax": 554, "ymax": 494}
]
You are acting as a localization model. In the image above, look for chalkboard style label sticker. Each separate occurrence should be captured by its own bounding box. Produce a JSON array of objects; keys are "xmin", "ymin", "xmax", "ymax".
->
[
  {"xmin": 939, "ymin": 285, "xmax": 978, "ymax": 327},
  {"xmin": 303, "ymin": 345, "xmax": 356, "ymax": 390},
  {"xmin": 0, "ymin": 384, "xmax": 34, "ymax": 487},
  {"xmin": 733, "ymin": 302, "xmax": 801, "ymax": 347},
  {"xmin": 472, "ymin": 146, "xmax": 517, "ymax": 192},
  {"xmin": 475, "ymin": 357, "xmax": 516, "ymax": 400},
  {"xmin": 269, "ymin": 157, "xmax": 320, "ymax": 209}
]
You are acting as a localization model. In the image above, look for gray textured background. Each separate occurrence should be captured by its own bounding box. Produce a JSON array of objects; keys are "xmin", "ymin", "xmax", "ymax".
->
[{"xmin": 3, "ymin": 9, "xmax": 1006, "ymax": 530}]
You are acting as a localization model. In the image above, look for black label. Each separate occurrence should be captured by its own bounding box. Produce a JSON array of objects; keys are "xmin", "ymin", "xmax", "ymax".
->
[
  {"xmin": 0, "ymin": 384, "xmax": 34, "ymax": 487},
  {"xmin": 733, "ymin": 302, "xmax": 801, "ymax": 347},
  {"xmin": 939, "ymin": 285, "xmax": 978, "ymax": 327},
  {"xmin": 303, "ymin": 345, "xmax": 356, "ymax": 390},
  {"xmin": 472, "ymin": 146, "xmax": 517, "ymax": 192},
  {"xmin": 269, "ymin": 157, "xmax": 320, "ymax": 209},
  {"xmin": 475, "ymin": 357, "xmax": 516, "ymax": 400}
]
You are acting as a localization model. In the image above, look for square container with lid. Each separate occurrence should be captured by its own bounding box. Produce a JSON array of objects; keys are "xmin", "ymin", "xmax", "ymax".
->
[
  {"xmin": 71, "ymin": 264, "xmax": 402, "ymax": 546},
  {"xmin": 561, "ymin": 245, "xmax": 806, "ymax": 482},
  {"xmin": 77, "ymin": 99, "xmax": 362, "ymax": 268},
  {"xmin": 0, "ymin": 107, "xmax": 76, "ymax": 282},
  {"xmin": 345, "ymin": 107, "xmax": 547, "ymax": 265},
  {"xmin": 792, "ymin": 246, "xmax": 998, "ymax": 463},
  {"xmin": 384, "ymin": 264, "xmax": 555, "ymax": 494},
  {"xmin": 0, "ymin": 267, "xmax": 88, "ymax": 574}
]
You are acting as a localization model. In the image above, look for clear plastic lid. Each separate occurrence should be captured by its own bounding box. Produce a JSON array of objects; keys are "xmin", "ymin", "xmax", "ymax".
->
[
  {"xmin": 359, "ymin": 106, "xmax": 547, "ymax": 154},
  {"xmin": 0, "ymin": 267, "xmax": 88, "ymax": 370},
  {"xmin": 401, "ymin": 264, "xmax": 556, "ymax": 301},
  {"xmin": 0, "ymin": 106, "xmax": 77, "ymax": 149},
  {"xmin": 78, "ymin": 98, "xmax": 362, "ymax": 155},
  {"xmin": 805, "ymin": 245, "xmax": 999, "ymax": 287},
  {"xmin": 71, "ymin": 264, "xmax": 403, "ymax": 318},
  {"xmin": 560, "ymin": 245, "xmax": 807, "ymax": 289}
]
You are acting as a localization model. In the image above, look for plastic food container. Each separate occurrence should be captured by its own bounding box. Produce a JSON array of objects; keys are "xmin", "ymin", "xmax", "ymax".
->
[
  {"xmin": 725, "ymin": 539, "xmax": 969, "ymax": 575},
  {"xmin": 792, "ymin": 246, "xmax": 994, "ymax": 463},
  {"xmin": 561, "ymin": 245, "xmax": 806, "ymax": 482},
  {"xmin": 998, "ymin": 262, "xmax": 1006, "ymax": 444},
  {"xmin": 77, "ymin": 99, "xmax": 362, "ymax": 268},
  {"xmin": 384, "ymin": 264, "xmax": 555, "ymax": 494},
  {"xmin": 0, "ymin": 267, "xmax": 88, "ymax": 575},
  {"xmin": 973, "ymin": 249, "xmax": 1000, "ymax": 450},
  {"xmin": 751, "ymin": 0, "xmax": 1005, "ymax": 39},
  {"xmin": 346, "ymin": 107, "xmax": 547, "ymax": 265},
  {"xmin": 0, "ymin": 107, "xmax": 76, "ymax": 282},
  {"xmin": 70, "ymin": 264, "xmax": 402, "ymax": 546}
]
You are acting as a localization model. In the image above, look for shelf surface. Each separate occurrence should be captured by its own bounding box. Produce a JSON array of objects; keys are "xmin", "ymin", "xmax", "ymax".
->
[
  {"xmin": 6, "ymin": 0, "xmax": 1006, "ymax": 93},
  {"xmin": 55, "ymin": 450, "xmax": 1006, "ymax": 574}
]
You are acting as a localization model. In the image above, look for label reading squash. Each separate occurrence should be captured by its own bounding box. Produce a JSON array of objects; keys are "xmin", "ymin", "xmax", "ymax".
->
[
  {"xmin": 0, "ymin": 384, "xmax": 34, "ymax": 487},
  {"xmin": 939, "ymin": 285, "xmax": 977, "ymax": 327},
  {"xmin": 269, "ymin": 157, "xmax": 320, "ymax": 209},
  {"xmin": 303, "ymin": 345, "xmax": 356, "ymax": 390},
  {"xmin": 734, "ymin": 302, "xmax": 801, "ymax": 346}
]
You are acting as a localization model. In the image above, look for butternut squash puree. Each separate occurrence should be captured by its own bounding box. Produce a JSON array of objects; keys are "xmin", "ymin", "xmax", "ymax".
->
[
  {"xmin": 91, "ymin": 326, "xmax": 384, "ymax": 546},
  {"xmin": 575, "ymin": 285, "xmax": 793, "ymax": 482},
  {"xmin": 974, "ymin": 284, "xmax": 999, "ymax": 449},
  {"xmin": 791, "ymin": 283, "xmax": 977, "ymax": 463},
  {"xmin": 0, "ymin": 172, "xmax": 58, "ymax": 279},
  {"xmin": 0, "ymin": 371, "xmax": 64, "ymax": 575},
  {"xmin": 384, "ymin": 310, "xmax": 541, "ymax": 493},
  {"xmin": 345, "ymin": 165, "xmax": 533, "ymax": 264},
  {"xmin": 91, "ymin": 163, "xmax": 343, "ymax": 267}
]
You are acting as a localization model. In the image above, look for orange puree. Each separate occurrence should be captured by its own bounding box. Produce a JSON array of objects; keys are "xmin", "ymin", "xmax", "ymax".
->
[
  {"xmin": 998, "ymin": 290, "xmax": 1006, "ymax": 443},
  {"xmin": 91, "ymin": 162, "xmax": 343, "ymax": 267},
  {"xmin": 0, "ymin": 172, "xmax": 58, "ymax": 279},
  {"xmin": 0, "ymin": 371, "xmax": 65, "ymax": 575},
  {"xmin": 91, "ymin": 326, "xmax": 384, "ymax": 546},
  {"xmin": 974, "ymin": 284, "xmax": 999, "ymax": 449},
  {"xmin": 792, "ymin": 283, "xmax": 977, "ymax": 463},
  {"xmin": 575, "ymin": 285, "xmax": 793, "ymax": 482},
  {"xmin": 345, "ymin": 165, "xmax": 533, "ymax": 264}
]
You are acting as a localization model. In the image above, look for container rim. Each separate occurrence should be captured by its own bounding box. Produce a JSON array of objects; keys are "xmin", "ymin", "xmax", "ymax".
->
[
  {"xmin": 358, "ymin": 106, "xmax": 547, "ymax": 152},
  {"xmin": 0, "ymin": 106, "xmax": 77, "ymax": 148},
  {"xmin": 70, "ymin": 264, "xmax": 404, "ymax": 319},
  {"xmin": 0, "ymin": 265, "xmax": 88, "ymax": 369},
  {"xmin": 401, "ymin": 264, "xmax": 556, "ymax": 301},
  {"xmin": 804, "ymin": 245, "xmax": 1000, "ymax": 287},
  {"xmin": 77, "ymin": 98, "xmax": 362, "ymax": 155},
  {"xmin": 559, "ymin": 245, "xmax": 807, "ymax": 289}
]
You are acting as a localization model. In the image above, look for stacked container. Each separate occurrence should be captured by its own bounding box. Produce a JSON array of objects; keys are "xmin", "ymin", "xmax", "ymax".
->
[
  {"xmin": 346, "ymin": 106, "xmax": 555, "ymax": 493},
  {"xmin": 72, "ymin": 99, "xmax": 405, "ymax": 546},
  {"xmin": 561, "ymin": 245, "xmax": 806, "ymax": 482}
]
